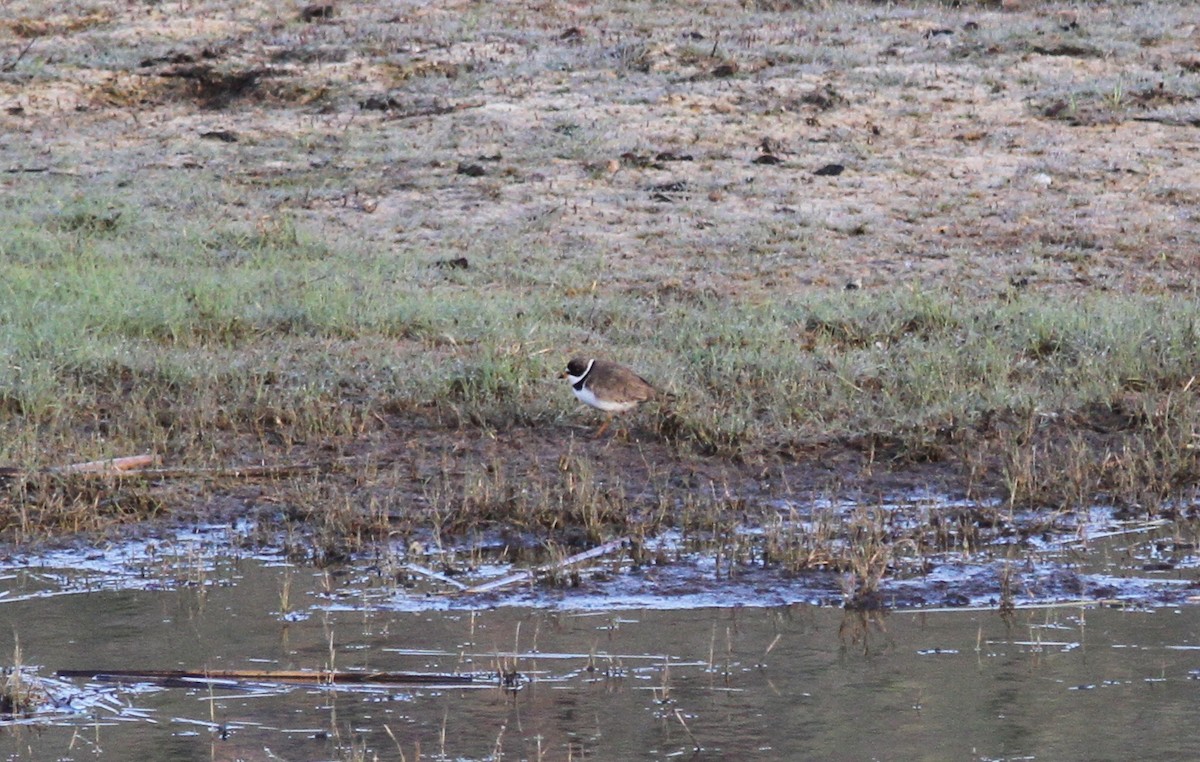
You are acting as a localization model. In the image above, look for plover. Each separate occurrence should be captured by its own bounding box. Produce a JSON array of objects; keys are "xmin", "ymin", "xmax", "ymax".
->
[{"xmin": 560, "ymin": 358, "xmax": 656, "ymax": 436}]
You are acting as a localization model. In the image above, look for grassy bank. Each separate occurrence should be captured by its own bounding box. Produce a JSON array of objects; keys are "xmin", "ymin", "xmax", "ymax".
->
[{"xmin": 3, "ymin": 175, "xmax": 1200, "ymax": 535}]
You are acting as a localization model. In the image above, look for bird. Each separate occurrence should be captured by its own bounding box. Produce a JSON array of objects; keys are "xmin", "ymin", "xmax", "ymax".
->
[{"xmin": 560, "ymin": 357, "xmax": 656, "ymax": 437}]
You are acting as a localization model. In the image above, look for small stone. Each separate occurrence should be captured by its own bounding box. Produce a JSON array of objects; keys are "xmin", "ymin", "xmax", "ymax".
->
[{"xmin": 299, "ymin": 3, "xmax": 334, "ymax": 22}]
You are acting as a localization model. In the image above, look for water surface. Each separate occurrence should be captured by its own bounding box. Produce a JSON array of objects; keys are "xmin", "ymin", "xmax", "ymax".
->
[{"xmin": 1, "ymin": 521, "xmax": 1198, "ymax": 761}]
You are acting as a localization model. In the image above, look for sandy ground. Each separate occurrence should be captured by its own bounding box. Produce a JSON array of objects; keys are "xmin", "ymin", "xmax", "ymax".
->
[{"xmin": 3, "ymin": 0, "xmax": 1199, "ymax": 300}]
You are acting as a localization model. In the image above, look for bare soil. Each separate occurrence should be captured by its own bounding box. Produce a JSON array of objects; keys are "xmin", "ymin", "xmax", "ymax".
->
[{"xmin": 5, "ymin": 1, "xmax": 1199, "ymax": 297}]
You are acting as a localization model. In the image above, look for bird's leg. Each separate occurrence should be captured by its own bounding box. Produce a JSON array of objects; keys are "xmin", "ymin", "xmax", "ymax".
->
[
  {"xmin": 615, "ymin": 416, "xmax": 632, "ymax": 440},
  {"xmin": 594, "ymin": 415, "xmax": 612, "ymax": 438}
]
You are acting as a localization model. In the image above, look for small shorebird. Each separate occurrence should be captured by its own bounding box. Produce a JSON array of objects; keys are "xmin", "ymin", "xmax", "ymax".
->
[{"xmin": 560, "ymin": 357, "xmax": 656, "ymax": 436}]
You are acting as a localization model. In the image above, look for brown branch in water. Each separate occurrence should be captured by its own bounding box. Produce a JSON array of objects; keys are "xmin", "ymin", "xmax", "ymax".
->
[
  {"xmin": 57, "ymin": 668, "xmax": 482, "ymax": 687},
  {"xmin": 460, "ymin": 537, "xmax": 630, "ymax": 594},
  {"xmin": 404, "ymin": 563, "xmax": 470, "ymax": 591}
]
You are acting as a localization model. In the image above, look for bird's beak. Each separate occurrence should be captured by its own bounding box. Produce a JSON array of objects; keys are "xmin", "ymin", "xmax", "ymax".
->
[{"xmin": 557, "ymin": 371, "xmax": 567, "ymax": 379}]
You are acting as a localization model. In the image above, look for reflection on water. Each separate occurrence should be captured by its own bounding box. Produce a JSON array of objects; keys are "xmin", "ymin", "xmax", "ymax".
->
[{"xmin": 1, "ymin": 526, "xmax": 1199, "ymax": 761}]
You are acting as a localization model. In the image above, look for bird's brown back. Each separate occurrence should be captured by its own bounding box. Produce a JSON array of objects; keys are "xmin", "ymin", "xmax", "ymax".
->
[{"xmin": 588, "ymin": 360, "xmax": 656, "ymax": 403}]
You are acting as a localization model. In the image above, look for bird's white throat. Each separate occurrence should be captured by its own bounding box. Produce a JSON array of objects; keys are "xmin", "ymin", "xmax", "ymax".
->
[{"xmin": 566, "ymin": 358, "xmax": 595, "ymax": 388}]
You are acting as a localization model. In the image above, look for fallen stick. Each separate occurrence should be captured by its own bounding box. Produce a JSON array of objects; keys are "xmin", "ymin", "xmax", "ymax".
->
[
  {"xmin": 893, "ymin": 598, "xmax": 1122, "ymax": 615},
  {"xmin": 52, "ymin": 454, "xmax": 160, "ymax": 474},
  {"xmin": 384, "ymin": 100, "xmax": 485, "ymax": 122},
  {"xmin": 404, "ymin": 563, "xmax": 470, "ymax": 591},
  {"xmin": 0, "ymin": 454, "xmax": 159, "ymax": 482},
  {"xmin": 460, "ymin": 537, "xmax": 629, "ymax": 595},
  {"xmin": 97, "ymin": 456, "xmax": 382, "ymax": 479},
  {"xmin": 121, "ymin": 463, "xmax": 328, "ymax": 479},
  {"xmin": 0, "ymin": 459, "xmax": 359, "ymax": 483},
  {"xmin": 1, "ymin": 38, "xmax": 37, "ymax": 73},
  {"xmin": 57, "ymin": 668, "xmax": 482, "ymax": 687}
]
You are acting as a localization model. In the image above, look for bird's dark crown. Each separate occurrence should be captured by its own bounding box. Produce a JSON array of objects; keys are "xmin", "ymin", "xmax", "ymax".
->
[{"xmin": 565, "ymin": 358, "xmax": 591, "ymax": 377}]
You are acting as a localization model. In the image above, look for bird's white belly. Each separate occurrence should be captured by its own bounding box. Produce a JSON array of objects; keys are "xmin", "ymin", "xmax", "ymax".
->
[{"xmin": 574, "ymin": 385, "xmax": 637, "ymax": 412}]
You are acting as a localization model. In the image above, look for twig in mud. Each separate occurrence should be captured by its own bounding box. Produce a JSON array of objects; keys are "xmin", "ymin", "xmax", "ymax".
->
[
  {"xmin": 0, "ymin": 454, "xmax": 158, "ymax": 482},
  {"xmin": 1132, "ymin": 115, "xmax": 1200, "ymax": 128},
  {"xmin": 2, "ymin": 38, "xmax": 37, "ymax": 72},
  {"xmin": 459, "ymin": 537, "xmax": 629, "ymax": 594},
  {"xmin": 127, "ymin": 463, "xmax": 331, "ymax": 479},
  {"xmin": 52, "ymin": 454, "xmax": 160, "ymax": 474},
  {"xmin": 383, "ymin": 100, "xmax": 485, "ymax": 122},
  {"xmin": 0, "ymin": 456, "xmax": 375, "ymax": 484}
]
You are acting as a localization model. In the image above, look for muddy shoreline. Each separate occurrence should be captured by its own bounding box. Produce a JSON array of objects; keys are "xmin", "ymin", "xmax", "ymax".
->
[{"xmin": 6, "ymin": 414, "xmax": 1197, "ymax": 612}]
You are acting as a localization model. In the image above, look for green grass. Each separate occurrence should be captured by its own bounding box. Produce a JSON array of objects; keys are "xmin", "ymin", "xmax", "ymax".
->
[{"xmin": 3, "ymin": 177, "xmax": 1200, "ymax": 490}]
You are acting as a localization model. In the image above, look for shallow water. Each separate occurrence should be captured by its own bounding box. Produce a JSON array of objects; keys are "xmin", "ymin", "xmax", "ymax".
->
[{"xmin": 2, "ymin": 521, "xmax": 1199, "ymax": 761}]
